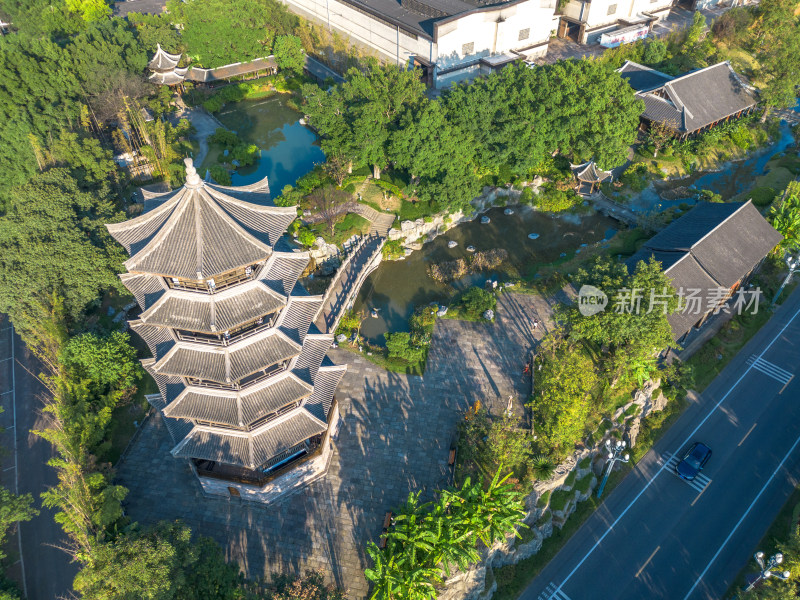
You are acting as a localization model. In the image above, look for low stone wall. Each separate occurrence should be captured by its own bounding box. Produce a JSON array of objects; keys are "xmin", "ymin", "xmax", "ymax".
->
[{"xmin": 439, "ymin": 379, "xmax": 668, "ymax": 600}]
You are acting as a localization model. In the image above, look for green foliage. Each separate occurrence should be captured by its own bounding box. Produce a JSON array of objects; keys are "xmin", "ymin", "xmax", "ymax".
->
[
  {"xmin": 65, "ymin": 0, "xmax": 110, "ymax": 21},
  {"xmin": 73, "ymin": 521, "xmax": 245, "ymax": 600},
  {"xmin": 529, "ymin": 335, "xmax": 598, "ymax": 455},
  {"xmin": 0, "ymin": 487, "xmax": 38, "ymax": 565},
  {"xmin": 752, "ymin": 0, "xmax": 800, "ymax": 110},
  {"xmin": 297, "ymin": 227, "xmax": 317, "ymax": 247},
  {"xmin": 209, "ymin": 165, "xmax": 232, "ymax": 185},
  {"xmin": 268, "ymin": 570, "xmax": 345, "ymax": 600},
  {"xmin": 364, "ymin": 469, "xmax": 526, "ymax": 600},
  {"xmin": 531, "ymin": 455, "xmax": 555, "ymax": 480},
  {"xmin": 273, "ymin": 35, "xmax": 305, "ymax": 74},
  {"xmin": 459, "ymin": 287, "xmax": 497, "ymax": 319},
  {"xmin": 564, "ymin": 256, "xmax": 677, "ymax": 382},
  {"xmin": 384, "ymin": 331, "xmax": 426, "ymax": 364},
  {"xmin": 0, "ymin": 169, "xmax": 126, "ymax": 337},
  {"xmin": 60, "ymin": 331, "xmax": 142, "ymax": 400},
  {"xmin": 458, "ymin": 410, "xmax": 533, "ymax": 477},
  {"xmin": 771, "ymin": 181, "xmax": 800, "ymax": 252},
  {"xmin": 166, "ymin": 0, "xmax": 298, "ymax": 68},
  {"xmin": 382, "ymin": 239, "xmax": 405, "ymax": 259},
  {"xmin": 127, "ymin": 13, "xmax": 182, "ymax": 54},
  {"xmin": 534, "ymin": 183, "xmax": 581, "ymax": 212}
]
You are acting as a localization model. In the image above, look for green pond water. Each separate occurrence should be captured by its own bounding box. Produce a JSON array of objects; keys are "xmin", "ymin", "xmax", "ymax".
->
[
  {"xmin": 353, "ymin": 206, "xmax": 618, "ymax": 343},
  {"xmin": 204, "ymin": 95, "xmax": 325, "ymax": 194}
]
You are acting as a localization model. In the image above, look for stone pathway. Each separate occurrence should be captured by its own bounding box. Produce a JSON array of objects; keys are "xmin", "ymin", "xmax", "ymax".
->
[
  {"xmin": 115, "ymin": 293, "xmax": 554, "ymax": 598},
  {"xmin": 352, "ymin": 204, "xmax": 395, "ymax": 236}
]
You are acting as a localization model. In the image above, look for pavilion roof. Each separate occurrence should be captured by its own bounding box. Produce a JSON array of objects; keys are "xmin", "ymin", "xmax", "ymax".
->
[
  {"xmin": 171, "ymin": 407, "xmax": 328, "ymax": 468},
  {"xmin": 107, "ymin": 159, "xmax": 295, "ymax": 280},
  {"xmin": 162, "ymin": 371, "xmax": 313, "ymax": 427},
  {"xmin": 148, "ymin": 44, "xmax": 182, "ymax": 72},
  {"xmin": 571, "ymin": 161, "xmax": 613, "ymax": 183},
  {"xmin": 149, "ymin": 68, "xmax": 187, "ymax": 86}
]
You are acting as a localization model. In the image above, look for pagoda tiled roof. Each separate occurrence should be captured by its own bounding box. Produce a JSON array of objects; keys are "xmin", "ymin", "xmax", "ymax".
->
[
  {"xmin": 149, "ymin": 68, "xmax": 188, "ymax": 86},
  {"xmin": 148, "ymin": 44, "xmax": 182, "ymax": 71},
  {"xmin": 162, "ymin": 372, "xmax": 313, "ymax": 427},
  {"xmin": 147, "ymin": 328, "xmax": 302, "ymax": 383},
  {"xmin": 107, "ymin": 164, "xmax": 294, "ymax": 280},
  {"xmin": 171, "ymin": 408, "xmax": 328, "ymax": 468}
]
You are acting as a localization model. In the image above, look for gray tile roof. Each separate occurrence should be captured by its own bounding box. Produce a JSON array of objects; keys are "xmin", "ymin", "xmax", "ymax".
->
[
  {"xmin": 636, "ymin": 62, "xmax": 758, "ymax": 134},
  {"xmin": 303, "ymin": 365, "xmax": 345, "ymax": 422},
  {"xmin": 107, "ymin": 182, "xmax": 296, "ymax": 280},
  {"xmin": 139, "ymin": 283, "xmax": 286, "ymax": 332},
  {"xmin": 617, "ymin": 61, "xmax": 674, "ymax": 92},
  {"xmin": 150, "ymin": 329, "xmax": 301, "ymax": 383},
  {"xmin": 277, "ymin": 296, "xmax": 324, "ymax": 344},
  {"xmin": 119, "ymin": 273, "xmax": 167, "ymax": 312},
  {"xmin": 162, "ymin": 373, "xmax": 312, "ymax": 427},
  {"xmin": 259, "ymin": 252, "xmax": 310, "ymax": 297},
  {"xmin": 130, "ymin": 321, "xmax": 175, "ymax": 361},
  {"xmin": 172, "ymin": 408, "xmax": 327, "ymax": 468},
  {"xmin": 627, "ymin": 201, "xmax": 782, "ymax": 340},
  {"xmin": 148, "ymin": 44, "xmax": 181, "ymax": 71},
  {"xmin": 292, "ymin": 334, "xmax": 334, "ymax": 384}
]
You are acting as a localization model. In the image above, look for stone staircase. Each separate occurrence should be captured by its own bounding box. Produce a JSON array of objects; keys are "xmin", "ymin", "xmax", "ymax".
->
[{"xmin": 353, "ymin": 204, "xmax": 396, "ymax": 236}]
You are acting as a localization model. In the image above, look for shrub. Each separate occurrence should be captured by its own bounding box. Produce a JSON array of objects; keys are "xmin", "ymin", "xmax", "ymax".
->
[
  {"xmin": 730, "ymin": 124, "xmax": 752, "ymax": 150},
  {"xmin": 384, "ymin": 332, "xmax": 426, "ymax": 363},
  {"xmin": 535, "ymin": 183, "xmax": 581, "ymax": 212},
  {"xmin": 208, "ymin": 128, "xmax": 240, "ymax": 149},
  {"xmin": 520, "ymin": 187, "xmax": 534, "ymax": 205},
  {"xmin": 209, "ymin": 165, "xmax": 231, "ymax": 185},
  {"xmin": 382, "ymin": 239, "xmax": 405, "ymax": 259},
  {"xmin": 530, "ymin": 455, "xmax": 555, "ymax": 480},
  {"xmin": 459, "ymin": 287, "xmax": 497, "ymax": 319},
  {"xmin": 297, "ymin": 228, "xmax": 316, "ymax": 247}
]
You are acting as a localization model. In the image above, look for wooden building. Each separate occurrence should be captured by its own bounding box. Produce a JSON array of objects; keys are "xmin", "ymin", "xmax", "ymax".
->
[
  {"xmin": 107, "ymin": 159, "xmax": 346, "ymax": 501},
  {"xmin": 627, "ymin": 200, "xmax": 782, "ymax": 343},
  {"xmin": 618, "ymin": 61, "xmax": 759, "ymax": 139}
]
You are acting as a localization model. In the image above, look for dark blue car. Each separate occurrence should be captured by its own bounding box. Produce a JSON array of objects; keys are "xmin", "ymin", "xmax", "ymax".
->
[{"xmin": 676, "ymin": 442, "xmax": 712, "ymax": 481}]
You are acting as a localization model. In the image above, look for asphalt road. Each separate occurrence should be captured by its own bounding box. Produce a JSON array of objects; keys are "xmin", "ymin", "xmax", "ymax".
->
[
  {"xmin": 525, "ymin": 285, "xmax": 800, "ymax": 600},
  {"xmin": 0, "ymin": 320, "xmax": 76, "ymax": 600}
]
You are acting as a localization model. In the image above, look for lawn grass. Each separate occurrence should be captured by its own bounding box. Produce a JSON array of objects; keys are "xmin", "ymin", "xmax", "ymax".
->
[
  {"xmin": 549, "ymin": 489, "xmax": 572, "ymax": 512},
  {"xmin": 536, "ymin": 490, "xmax": 551, "ymax": 508},
  {"xmin": 575, "ymin": 473, "xmax": 594, "ymax": 495},
  {"xmin": 563, "ymin": 470, "xmax": 577, "ymax": 488},
  {"xmin": 104, "ymin": 376, "xmax": 156, "ymax": 465},
  {"xmin": 311, "ymin": 213, "xmax": 370, "ymax": 246}
]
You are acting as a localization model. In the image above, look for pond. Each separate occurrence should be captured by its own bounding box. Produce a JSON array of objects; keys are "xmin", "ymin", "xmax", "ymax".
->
[
  {"xmin": 353, "ymin": 206, "xmax": 617, "ymax": 343},
  {"xmin": 628, "ymin": 111, "xmax": 798, "ymax": 214},
  {"xmin": 208, "ymin": 95, "xmax": 325, "ymax": 194}
]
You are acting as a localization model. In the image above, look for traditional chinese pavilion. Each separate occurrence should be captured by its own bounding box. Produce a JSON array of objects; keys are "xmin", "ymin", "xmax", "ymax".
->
[{"xmin": 107, "ymin": 159, "xmax": 346, "ymax": 501}]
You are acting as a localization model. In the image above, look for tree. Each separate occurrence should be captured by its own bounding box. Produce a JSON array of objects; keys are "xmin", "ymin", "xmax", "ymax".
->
[
  {"xmin": 384, "ymin": 332, "xmax": 426, "ymax": 363},
  {"xmin": 752, "ymin": 0, "xmax": 800, "ymax": 116},
  {"xmin": 0, "ymin": 169, "xmax": 126, "ymax": 338},
  {"xmin": 529, "ymin": 334, "xmax": 597, "ymax": 454},
  {"xmin": 166, "ymin": 0, "xmax": 298, "ymax": 68},
  {"xmin": 647, "ymin": 119, "xmax": 677, "ymax": 158},
  {"xmin": 365, "ymin": 468, "xmax": 526, "ymax": 600},
  {"xmin": 322, "ymin": 153, "xmax": 351, "ymax": 188},
  {"xmin": 641, "ymin": 38, "xmax": 667, "ymax": 65},
  {"xmin": 770, "ymin": 182, "xmax": 800, "ymax": 252},
  {"xmin": 273, "ymin": 35, "xmax": 305, "ymax": 74},
  {"xmin": 0, "ymin": 487, "xmax": 37, "ymax": 564},
  {"xmin": 60, "ymin": 331, "xmax": 142, "ymax": 400},
  {"xmin": 307, "ymin": 185, "xmax": 351, "ymax": 236},
  {"xmin": 127, "ymin": 13, "xmax": 182, "ymax": 54},
  {"xmin": 566, "ymin": 256, "xmax": 677, "ymax": 361},
  {"xmin": 268, "ymin": 571, "xmax": 345, "ymax": 600},
  {"xmin": 302, "ymin": 65, "xmax": 426, "ymax": 179},
  {"xmin": 459, "ymin": 287, "xmax": 496, "ymax": 319},
  {"xmin": 73, "ymin": 521, "xmax": 244, "ymax": 600}
]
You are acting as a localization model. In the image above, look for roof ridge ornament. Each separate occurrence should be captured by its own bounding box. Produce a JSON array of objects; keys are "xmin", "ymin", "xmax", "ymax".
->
[{"xmin": 184, "ymin": 157, "xmax": 202, "ymax": 187}]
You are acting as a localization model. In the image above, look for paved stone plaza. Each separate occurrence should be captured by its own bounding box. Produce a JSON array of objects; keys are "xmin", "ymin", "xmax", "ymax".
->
[{"xmin": 115, "ymin": 292, "xmax": 555, "ymax": 597}]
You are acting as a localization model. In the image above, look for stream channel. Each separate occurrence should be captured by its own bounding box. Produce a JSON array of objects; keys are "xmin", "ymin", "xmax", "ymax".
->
[{"xmin": 210, "ymin": 97, "xmax": 798, "ymax": 344}]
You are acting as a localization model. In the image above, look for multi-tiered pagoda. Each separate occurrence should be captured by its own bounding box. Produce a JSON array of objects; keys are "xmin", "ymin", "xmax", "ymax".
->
[{"xmin": 108, "ymin": 159, "xmax": 345, "ymax": 500}]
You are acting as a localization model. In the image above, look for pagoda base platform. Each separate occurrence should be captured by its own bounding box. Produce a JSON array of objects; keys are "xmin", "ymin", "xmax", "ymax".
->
[{"xmin": 194, "ymin": 404, "xmax": 341, "ymax": 504}]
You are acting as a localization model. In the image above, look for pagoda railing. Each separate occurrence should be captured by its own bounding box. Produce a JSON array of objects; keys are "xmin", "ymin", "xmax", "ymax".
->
[{"xmin": 174, "ymin": 313, "xmax": 277, "ymax": 347}]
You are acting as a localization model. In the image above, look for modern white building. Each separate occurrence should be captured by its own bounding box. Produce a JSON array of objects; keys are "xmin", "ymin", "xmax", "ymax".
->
[
  {"xmin": 279, "ymin": 0, "xmax": 558, "ymax": 88},
  {"xmin": 557, "ymin": 0, "xmax": 672, "ymax": 44}
]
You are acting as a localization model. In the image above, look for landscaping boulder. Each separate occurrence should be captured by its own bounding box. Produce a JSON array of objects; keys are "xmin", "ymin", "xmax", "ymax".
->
[{"xmin": 483, "ymin": 309, "xmax": 495, "ymax": 321}]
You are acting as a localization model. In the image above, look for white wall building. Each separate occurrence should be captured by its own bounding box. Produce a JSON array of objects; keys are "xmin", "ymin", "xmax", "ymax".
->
[
  {"xmin": 279, "ymin": 0, "xmax": 558, "ymax": 88},
  {"xmin": 557, "ymin": 0, "xmax": 672, "ymax": 44}
]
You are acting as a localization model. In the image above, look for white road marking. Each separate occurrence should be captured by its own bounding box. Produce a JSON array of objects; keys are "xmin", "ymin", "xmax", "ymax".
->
[
  {"xmin": 539, "ymin": 582, "xmax": 572, "ymax": 600},
  {"xmin": 747, "ymin": 355, "xmax": 794, "ymax": 385},
  {"xmin": 635, "ymin": 546, "xmax": 661, "ymax": 578},
  {"xmin": 663, "ymin": 454, "xmax": 711, "ymax": 493},
  {"xmin": 546, "ymin": 302, "xmax": 800, "ymax": 600},
  {"xmin": 682, "ymin": 429, "xmax": 800, "ymax": 599},
  {"xmin": 738, "ymin": 423, "xmax": 757, "ymax": 447}
]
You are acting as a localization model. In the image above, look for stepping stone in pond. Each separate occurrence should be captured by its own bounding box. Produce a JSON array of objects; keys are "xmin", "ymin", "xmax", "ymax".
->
[
  {"xmin": 448, "ymin": 240, "xmax": 458, "ymax": 248},
  {"xmin": 528, "ymin": 233, "xmax": 540, "ymax": 240},
  {"xmin": 466, "ymin": 245, "xmax": 476, "ymax": 252},
  {"xmin": 504, "ymin": 208, "xmax": 515, "ymax": 215},
  {"xmin": 481, "ymin": 216, "xmax": 490, "ymax": 224}
]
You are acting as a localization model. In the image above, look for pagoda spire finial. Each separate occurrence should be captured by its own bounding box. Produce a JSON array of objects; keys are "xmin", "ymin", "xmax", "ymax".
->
[{"xmin": 184, "ymin": 157, "xmax": 201, "ymax": 187}]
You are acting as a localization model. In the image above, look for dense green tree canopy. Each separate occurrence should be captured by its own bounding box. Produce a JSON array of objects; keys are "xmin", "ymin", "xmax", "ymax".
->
[
  {"xmin": 165, "ymin": 0, "xmax": 298, "ymax": 67},
  {"xmin": 0, "ymin": 169, "xmax": 126, "ymax": 333},
  {"xmin": 73, "ymin": 522, "xmax": 244, "ymax": 600},
  {"xmin": 273, "ymin": 35, "xmax": 305, "ymax": 74}
]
